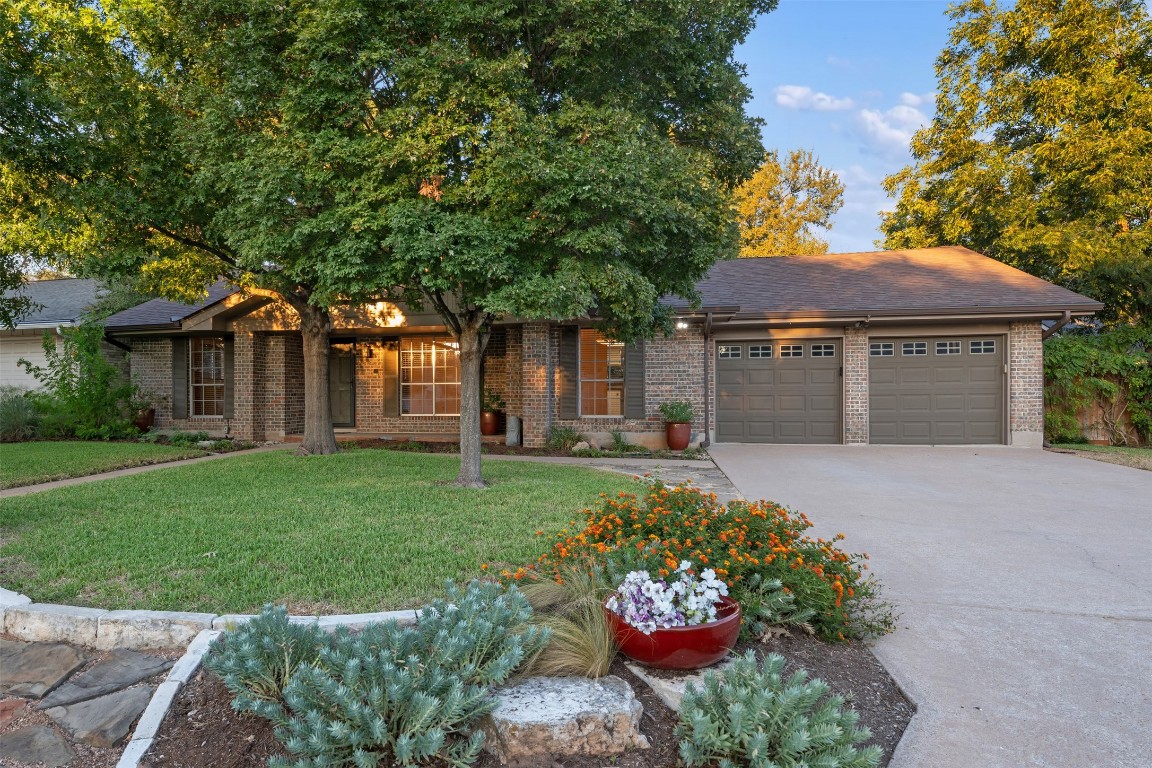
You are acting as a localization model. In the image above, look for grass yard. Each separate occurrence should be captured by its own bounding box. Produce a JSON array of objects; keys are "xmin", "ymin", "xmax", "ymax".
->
[
  {"xmin": 0, "ymin": 450, "xmax": 633, "ymax": 613},
  {"xmin": 1051, "ymin": 443, "xmax": 1152, "ymax": 471},
  {"xmin": 0, "ymin": 441, "xmax": 209, "ymax": 489}
]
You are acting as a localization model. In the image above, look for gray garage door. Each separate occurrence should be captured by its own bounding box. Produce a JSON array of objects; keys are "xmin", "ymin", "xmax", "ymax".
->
[
  {"xmin": 869, "ymin": 336, "xmax": 1005, "ymax": 444},
  {"xmin": 716, "ymin": 340, "xmax": 841, "ymax": 443}
]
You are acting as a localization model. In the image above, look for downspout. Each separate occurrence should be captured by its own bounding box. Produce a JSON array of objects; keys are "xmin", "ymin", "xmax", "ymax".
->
[
  {"xmin": 1041, "ymin": 311, "xmax": 1073, "ymax": 340},
  {"xmin": 701, "ymin": 312, "xmax": 713, "ymax": 448}
]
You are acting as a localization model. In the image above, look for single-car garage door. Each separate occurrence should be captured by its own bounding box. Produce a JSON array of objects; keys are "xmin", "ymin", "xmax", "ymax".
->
[
  {"xmin": 716, "ymin": 340, "xmax": 841, "ymax": 443},
  {"xmin": 869, "ymin": 336, "xmax": 1004, "ymax": 444},
  {"xmin": 0, "ymin": 336, "xmax": 50, "ymax": 389}
]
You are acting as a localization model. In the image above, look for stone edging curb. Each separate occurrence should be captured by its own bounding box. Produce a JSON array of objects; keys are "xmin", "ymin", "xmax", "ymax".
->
[{"xmin": 1, "ymin": 586, "xmax": 421, "ymax": 766}]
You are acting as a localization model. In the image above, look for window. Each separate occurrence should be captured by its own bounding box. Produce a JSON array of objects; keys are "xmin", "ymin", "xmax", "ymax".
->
[
  {"xmin": 190, "ymin": 337, "xmax": 225, "ymax": 417},
  {"xmin": 780, "ymin": 345, "xmax": 804, "ymax": 358},
  {"xmin": 971, "ymin": 339, "xmax": 996, "ymax": 354},
  {"xmin": 718, "ymin": 345, "xmax": 741, "ymax": 359},
  {"xmin": 811, "ymin": 343, "xmax": 835, "ymax": 357},
  {"xmin": 400, "ymin": 337, "xmax": 460, "ymax": 415},
  {"xmin": 902, "ymin": 341, "xmax": 928, "ymax": 356},
  {"xmin": 870, "ymin": 342, "xmax": 894, "ymax": 357},
  {"xmin": 580, "ymin": 329, "xmax": 624, "ymax": 416},
  {"xmin": 936, "ymin": 340, "xmax": 961, "ymax": 355},
  {"xmin": 749, "ymin": 345, "xmax": 772, "ymax": 358}
]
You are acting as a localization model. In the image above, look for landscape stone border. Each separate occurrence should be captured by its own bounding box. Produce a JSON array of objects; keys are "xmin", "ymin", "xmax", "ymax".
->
[{"xmin": 0, "ymin": 586, "xmax": 422, "ymax": 768}]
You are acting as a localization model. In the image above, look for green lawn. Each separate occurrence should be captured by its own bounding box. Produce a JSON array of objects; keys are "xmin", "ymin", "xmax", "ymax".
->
[
  {"xmin": 0, "ymin": 441, "xmax": 209, "ymax": 489},
  {"xmin": 0, "ymin": 450, "xmax": 632, "ymax": 613},
  {"xmin": 1051, "ymin": 443, "xmax": 1151, "ymax": 471}
]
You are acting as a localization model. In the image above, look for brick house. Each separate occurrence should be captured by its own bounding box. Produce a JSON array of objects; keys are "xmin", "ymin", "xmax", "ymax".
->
[{"xmin": 104, "ymin": 246, "xmax": 1102, "ymax": 448}]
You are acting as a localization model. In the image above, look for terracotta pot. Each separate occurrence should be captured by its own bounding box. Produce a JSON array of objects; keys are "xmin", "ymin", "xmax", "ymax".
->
[
  {"xmin": 605, "ymin": 596, "xmax": 741, "ymax": 670},
  {"xmin": 665, "ymin": 421, "xmax": 691, "ymax": 451},
  {"xmin": 480, "ymin": 410, "xmax": 502, "ymax": 436},
  {"xmin": 132, "ymin": 408, "xmax": 156, "ymax": 432}
]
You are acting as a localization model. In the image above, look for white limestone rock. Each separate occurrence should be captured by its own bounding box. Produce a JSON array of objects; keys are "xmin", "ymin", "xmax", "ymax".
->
[{"xmin": 482, "ymin": 676, "xmax": 648, "ymax": 765}]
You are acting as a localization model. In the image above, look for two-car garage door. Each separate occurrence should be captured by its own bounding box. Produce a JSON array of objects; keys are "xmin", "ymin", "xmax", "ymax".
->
[{"xmin": 715, "ymin": 334, "xmax": 1006, "ymax": 445}]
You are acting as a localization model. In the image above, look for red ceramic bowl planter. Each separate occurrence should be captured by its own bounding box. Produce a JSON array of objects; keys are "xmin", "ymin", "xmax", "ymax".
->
[{"xmin": 605, "ymin": 596, "xmax": 741, "ymax": 670}]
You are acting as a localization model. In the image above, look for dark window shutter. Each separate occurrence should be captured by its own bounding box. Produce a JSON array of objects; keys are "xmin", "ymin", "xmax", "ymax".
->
[
  {"xmin": 558, "ymin": 327, "xmax": 578, "ymax": 419},
  {"xmin": 382, "ymin": 341, "xmax": 400, "ymax": 417},
  {"xmin": 171, "ymin": 337, "xmax": 188, "ymax": 419},
  {"xmin": 624, "ymin": 341, "xmax": 646, "ymax": 419},
  {"xmin": 223, "ymin": 337, "xmax": 235, "ymax": 419}
]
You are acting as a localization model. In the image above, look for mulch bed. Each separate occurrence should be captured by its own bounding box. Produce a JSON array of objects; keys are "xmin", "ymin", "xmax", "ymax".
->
[
  {"xmin": 338, "ymin": 438, "xmax": 704, "ymax": 461},
  {"xmin": 144, "ymin": 630, "xmax": 913, "ymax": 768}
]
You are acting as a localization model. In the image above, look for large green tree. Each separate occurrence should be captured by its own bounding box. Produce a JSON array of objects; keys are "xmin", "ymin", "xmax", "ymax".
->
[
  {"xmin": 734, "ymin": 149, "xmax": 844, "ymax": 257},
  {"xmin": 2, "ymin": 0, "xmax": 771, "ymax": 484},
  {"xmin": 880, "ymin": 0, "xmax": 1152, "ymax": 325}
]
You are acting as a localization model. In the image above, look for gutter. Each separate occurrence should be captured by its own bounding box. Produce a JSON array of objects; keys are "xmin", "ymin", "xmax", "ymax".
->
[
  {"xmin": 1041, "ymin": 311, "xmax": 1073, "ymax": 340},
  {"xmin": 103, "ymin": 333, "xmax": 132, "ymax": 352}
]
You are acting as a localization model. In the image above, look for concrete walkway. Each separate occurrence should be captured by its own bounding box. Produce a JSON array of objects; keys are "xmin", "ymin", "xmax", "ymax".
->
[{"xmin": 708, "ymin": 444, "xmax": 1152, "ymax": 768}]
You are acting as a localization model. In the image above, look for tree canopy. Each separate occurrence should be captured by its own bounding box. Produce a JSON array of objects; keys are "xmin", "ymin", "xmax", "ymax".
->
[
  {"xmin": 734, "ymin": 149, "xmax": 844, "ymax": 257},
  {"xmin": 2, "ymin": 0, "xmax": 772, "ymax": 482},
  {"xmin": 880, "ymin": 0, "xmax": 1152, "ymax": 326}
]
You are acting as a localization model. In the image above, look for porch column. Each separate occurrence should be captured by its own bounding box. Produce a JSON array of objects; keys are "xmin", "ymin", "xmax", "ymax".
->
[
  {"xmin": 229, "ymin": 327, "xmax": 266, "ymax": 442},
  {"xmin": 520, "ymin": 322, "xmax": 552, "ymax": 448},
  {"xmin": 1009, "ymin": 322, "xmax": 1044, "ymax": 447}
]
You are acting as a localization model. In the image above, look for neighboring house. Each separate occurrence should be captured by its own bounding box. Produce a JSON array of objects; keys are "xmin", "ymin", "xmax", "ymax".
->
[
  {"xmin": 0, "ymin": 278, "xmax": 107, "ymax": 389},
  {"xmin": 104, "ymin": 246, "xmax": 1103, "ymax": 448}
]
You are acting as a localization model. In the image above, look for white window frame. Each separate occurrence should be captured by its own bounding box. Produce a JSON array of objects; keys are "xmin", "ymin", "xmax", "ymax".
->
[
  {"xmin": 400, "ymin": 337, "xmax": 460, "ymax": 416},
  {"xmin": 870, "ymin": 342, "xmax": 894, "ymax": 357},
  {"xmin": 936, "ymin": 340, "xmax": 961, "ymax": 355},
  {"xmin": 902, "ymin": 341, "xmax": 928, "ymax": 356},
  {"xmin": 748, "ymin": 345, "xmax": 773, "ymax": 359},
  {"xmin": 780, "ymin": 344, "xmax": 804, "ymax": 358},
  {"xmin": 811, "ymin": 343, "xmax": 835, "ymax": 358},
  {"xmin": 971, "ymin": 339, "xmax": 997, "ymax": 354},
  {"xmin": 718, "ymin": 345, "xmax": 742, "ymax": 359},
  {"xmin": 189, "ymin": 337, "xmax": 225, "ymax": 418}
]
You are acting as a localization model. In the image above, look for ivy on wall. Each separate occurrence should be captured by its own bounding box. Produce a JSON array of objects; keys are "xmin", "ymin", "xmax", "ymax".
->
[{"xmin": 1044, "ymin": 326, "xmax": 1152, "ymax": 445}]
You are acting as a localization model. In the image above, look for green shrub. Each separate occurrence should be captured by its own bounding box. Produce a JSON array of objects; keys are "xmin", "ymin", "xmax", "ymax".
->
[
  {"xmin": 0, "ymin": 386, "xmax": 40, "ymax": 442},
  {"xmin": 204, "ymin": 605, "xmax": 327, "ymax": 707},
  {"xmin": 738, "ymin": 573, "xmax": 817, "ymax": 640},
  {"xmin": 1045, "ymin": 326, "xmax": 1151, "ymax": 445},
  {"xmin": 167, "ymin": 430, "xmax": 211, "ymax": 447},
  {"xmin": 19, "ymin": 324, "xmax": 137, "ymax": 439},
  {"xmin": 546, "ymin": 425, "xmax": 583, "ymax": 451},
  {"xmin": 658, "ymin": 400, "xmax": 695, "ymax": 423},
  {"xmin": 214, "ymin": 582, "xmax": 548, "ymax": 768},
  {"xmin": 676, "ymin": 651, "xmax": 881, "ymax": 768}
]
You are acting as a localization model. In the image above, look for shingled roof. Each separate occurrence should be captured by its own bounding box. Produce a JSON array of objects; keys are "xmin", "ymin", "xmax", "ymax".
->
[
  {"xmin": 104, "ymin": 281, "xmax": 239, "ymax": 330},
  {"xmin": 672, "ymin": 246, "xmax": 1103, "ymax": 319},
  {"xmin": 2, "ymin": 278, "xmax": 103, "ymax": 327}
]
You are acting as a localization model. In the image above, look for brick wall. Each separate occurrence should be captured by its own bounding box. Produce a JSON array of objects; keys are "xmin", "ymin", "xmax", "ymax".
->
[
  {"xmin": 262, "ymin": 334, "xmax": 304, "ymax": 439},
  {"xmin": 843, "ymin": 328, "xmax": 869, "ymax": 444},
  {"xmin": 127, "ymin": 336, "xmax": 229, "ymax": 437},
  {"xmin": 1009, "ymin": 322, "xmax": 1044, "ymax": 447},
  {"xmin": 520, "ymin": 323, "xmax": 552, "ymax": 447}
]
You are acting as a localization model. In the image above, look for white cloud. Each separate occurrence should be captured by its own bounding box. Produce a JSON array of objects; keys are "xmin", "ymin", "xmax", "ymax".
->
[
  {"xmin": 856, "ymin": 103, "xmax": 930, "ymax": 158},
  {"xmin": 899, "ymin": 91, "xmax": 935, "ymax": 107},
  {"xmin": 774, "ymin": 84, "xmax": 855, "ymax": 112}
]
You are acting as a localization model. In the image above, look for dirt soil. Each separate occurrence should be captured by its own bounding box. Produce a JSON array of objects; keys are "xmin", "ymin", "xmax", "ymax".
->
[
  {"xmin": 1046, "ymin": 446, "xmax": 1152, "ymax": 471},
  {"xmin": 145, "ymin": 630, "xmax": 913, "ymax": 768}
]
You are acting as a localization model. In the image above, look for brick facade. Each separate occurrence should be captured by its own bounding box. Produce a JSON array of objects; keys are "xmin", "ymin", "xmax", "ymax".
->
[
  {"xmin": 843, "ymin": 328, "xmax": 869, "ymax": 444},
  {"xmin": 1009, "ymin": 321, "xmax": 1044, "ymax": 447},
  {"xmin": 125, "ymin": 316, "xmax": 1049, "ymax": 448}
]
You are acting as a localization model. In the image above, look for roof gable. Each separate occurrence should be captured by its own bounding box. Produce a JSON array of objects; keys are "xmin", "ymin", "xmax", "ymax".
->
[{"xmin": 104, "ymin": 281, "xmax": 239, "ymax": 330}]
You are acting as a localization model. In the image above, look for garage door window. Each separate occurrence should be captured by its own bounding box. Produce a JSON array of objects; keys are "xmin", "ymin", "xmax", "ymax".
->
[
  {"xmin": 811, "ymin": 344, "xmax": 835, "ymax": 357},
  {"xmin": 718, "ymin": 345, "xmax": 742, "ymax": 359},
  {"xmin": 780, "ymin": 345, "xmax": 804, "ymax": 358},
  {"xmin": 971, "ymin": 340, "xmax": 996, "ymax": 354},
  {"xmin": 870, "ymin": 342, "xmax": 894, "ymax": 356},
  {"xmin": 580, "ymin": 329, "xmax": 625, "ymax": 417},
  {"xmin": 936, "ymin": 341, "xmax": 961, "ymax": 355},
  {"xmin": 902, "ymin": 341, "xmax": 927, "ymax": 356},
  {"xmin": 749, "ymin": 345, "xmax": 772, "ymax": 358}
]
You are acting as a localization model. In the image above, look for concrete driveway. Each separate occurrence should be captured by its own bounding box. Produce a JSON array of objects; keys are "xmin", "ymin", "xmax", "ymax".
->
[{"xmin": 707, "ymin": 444, "xmax": 1151, "ymax": 768}]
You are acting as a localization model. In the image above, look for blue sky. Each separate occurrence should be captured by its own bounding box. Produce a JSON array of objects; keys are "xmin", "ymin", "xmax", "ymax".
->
[{"xmin": 735, "ymin": 0, "xmax": 954, "ymax": 252}]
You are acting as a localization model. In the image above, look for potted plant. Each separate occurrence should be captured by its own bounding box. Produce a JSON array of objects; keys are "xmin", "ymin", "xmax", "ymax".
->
[
  {"xmin": 659, "ymin": 400, "xmax": 695, "ymax": 451},
  {"xmin": 604, "ymin": 561, "xmax": 740, "ymax": 669},
  {"xmin": 481, "ymin": 387, "xmax": 505, "ymax": 436},
  {"xmin": 129, "ymin": 392, "xmax": 160, "ymax": 432}
]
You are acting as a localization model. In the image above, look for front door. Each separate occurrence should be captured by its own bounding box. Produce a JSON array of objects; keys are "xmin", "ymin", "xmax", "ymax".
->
[{"xmin": 329, "ymin": 342, "xmax": 356, "ymax": 427}]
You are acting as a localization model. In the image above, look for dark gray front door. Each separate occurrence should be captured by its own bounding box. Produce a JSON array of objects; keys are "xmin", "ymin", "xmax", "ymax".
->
[
  {"xmin": 329, "ymin": 342, "xmax": 356, "ymax": 427},
  {"xmin": 715, "ymin": 340, "xmax": 842, "ymax": 444},
  {"xmin": 869, "ymin": 335, "xmax": 1005, "ymax": 444}
]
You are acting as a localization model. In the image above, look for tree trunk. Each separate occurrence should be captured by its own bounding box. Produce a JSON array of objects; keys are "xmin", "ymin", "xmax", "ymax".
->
[
  {"xmin": 295, "ymin": 301, "xmax": 340, "ymax": 456},
  {"xmin": 455, "ymin": 321, "xmax": 490, "ymax": 488}
]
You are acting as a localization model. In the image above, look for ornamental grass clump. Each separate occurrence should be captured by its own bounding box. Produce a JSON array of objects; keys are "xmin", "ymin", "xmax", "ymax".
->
[
  {"xmin": 533, "ymin": 479, "xmax": 894, "ymax": 641},
  {"xmin": 676, "ymin": 650, "xmax": 881, "ymax": 768}
]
